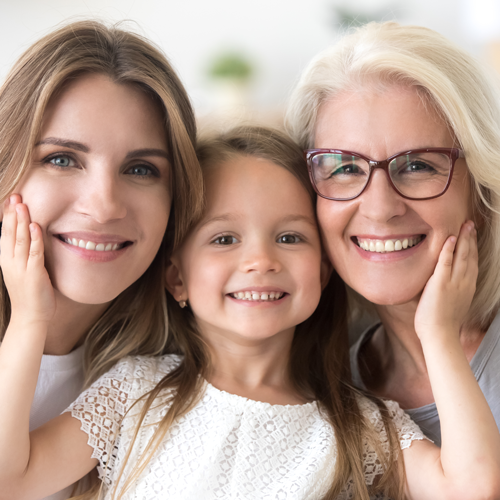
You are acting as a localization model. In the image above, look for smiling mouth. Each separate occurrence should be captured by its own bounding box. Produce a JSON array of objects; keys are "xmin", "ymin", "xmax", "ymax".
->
[
  {"xmin": 57, "ymin": 235, "xmax": 132, "ymax": 252},
  {"xmin": 229, "ymin": 291, "xmax": 286, "ymax": 302},
  {"xmin": 355, "ymin": 235, "xmax": 425, "ymax": 253}
]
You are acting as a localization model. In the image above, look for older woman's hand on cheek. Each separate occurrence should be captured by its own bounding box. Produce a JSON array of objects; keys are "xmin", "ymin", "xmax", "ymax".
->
[{"xmin": 414, "ymin": 221, "xmax": 478, "ymax": 345}]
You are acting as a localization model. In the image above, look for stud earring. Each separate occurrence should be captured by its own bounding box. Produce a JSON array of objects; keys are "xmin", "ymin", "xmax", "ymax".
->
[{"xmin": 179, "ymin": 299, "xmax": 187, "ymax": 308}]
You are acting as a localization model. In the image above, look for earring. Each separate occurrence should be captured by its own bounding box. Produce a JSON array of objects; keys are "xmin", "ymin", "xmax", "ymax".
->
[{"xmin": 179, "ymin": 299, "xmax": 187, "ymax": 308}]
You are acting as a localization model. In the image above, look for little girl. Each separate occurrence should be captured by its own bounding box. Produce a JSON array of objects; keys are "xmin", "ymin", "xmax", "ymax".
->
[{"xmin": 0, "ymin": 126, "xmax": 499, "ymax": 500}]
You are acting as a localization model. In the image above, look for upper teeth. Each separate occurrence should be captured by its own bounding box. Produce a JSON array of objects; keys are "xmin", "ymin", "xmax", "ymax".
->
[
  {"xmin": 230, "ymin": 291, "xmax": 284, "ymax": 301},
  {"xmin": 357, "ymin": 236, "xmax": 423, "ymax": 253},
  {"xmin": 63, "ymin": 237, "xmax": 122, "ymax": 252}
]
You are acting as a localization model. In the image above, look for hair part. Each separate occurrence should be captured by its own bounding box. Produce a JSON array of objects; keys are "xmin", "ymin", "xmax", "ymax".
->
[
  {"xmin": 286, "ymin": 21, "xmax": 500, "ymax": 331},
  {"xmin": 107, "ymin": 125, "xmax": 404, "ymax": 500}
]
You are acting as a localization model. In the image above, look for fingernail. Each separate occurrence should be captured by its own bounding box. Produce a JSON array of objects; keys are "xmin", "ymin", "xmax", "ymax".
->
[
  {"xmin": 9, "ymin": 195, "xmax": 16, "ymax": 205},
  {"xmin": 29, "ymin": 224, "xmax": 36, "ymax": 233}
]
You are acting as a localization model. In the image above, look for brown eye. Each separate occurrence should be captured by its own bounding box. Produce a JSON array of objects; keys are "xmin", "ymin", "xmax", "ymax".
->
[
  {"xmin": 277, "ymin": 234, "xmax": 300, "ymax": 244},
  {"xmin": 214, "ymin": 235, "xmax": 238, "ymax": 245}
]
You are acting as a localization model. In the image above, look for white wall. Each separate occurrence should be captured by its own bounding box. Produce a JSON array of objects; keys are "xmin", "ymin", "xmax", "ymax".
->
[{"xmin": 0, "ymin": 0, "xmax": 494, "ymax": 116}]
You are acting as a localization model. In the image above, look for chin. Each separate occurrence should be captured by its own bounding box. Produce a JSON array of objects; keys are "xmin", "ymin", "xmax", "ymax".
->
[{"xmin": 351, "ymin": 280, "xmax": 425, "ymax": 307}]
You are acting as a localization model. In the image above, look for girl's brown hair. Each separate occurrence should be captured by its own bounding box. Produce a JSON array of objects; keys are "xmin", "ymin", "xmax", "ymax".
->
[
  {"xmin": 111, "ymin": 126, "xmax": 404, "ymax": 500},
  {"xmin": 0, "ymin": 19, "xmax": 204, "ymax": 390}
]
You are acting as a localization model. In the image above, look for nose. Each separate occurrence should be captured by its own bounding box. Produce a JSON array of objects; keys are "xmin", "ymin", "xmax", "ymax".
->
[
  {"xmin": 75, "ymin": 165, "xmax": 127, "ymax": 223},
  {"xmin": 357, "ymin": 168, "xmax": 407, "ymax": 222},
  {"xmin": 240, "ymin": 240, "xmax": 282, "ymax": 274}
]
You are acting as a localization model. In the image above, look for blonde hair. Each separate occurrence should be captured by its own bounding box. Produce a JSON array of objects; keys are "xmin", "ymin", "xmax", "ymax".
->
[
  {"xmin": 0, "ymin": 20, "xmax": 203, "ymax": 385},
  {"xmin": 286, "ymin": 21, "xmax": 500, "ymax": 330},
  {"xmin": 108, "ymin": 126, "xmax": 405, "ymax": 500}
]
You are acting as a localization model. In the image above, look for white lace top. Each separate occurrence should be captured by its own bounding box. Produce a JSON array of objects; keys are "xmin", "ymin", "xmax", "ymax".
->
[{"xmin": 66, "ymin": 355, "xmax": 426, "ymax": 499}]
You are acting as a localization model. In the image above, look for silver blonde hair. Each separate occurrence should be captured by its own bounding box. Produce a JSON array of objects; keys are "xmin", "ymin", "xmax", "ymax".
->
[{"xmin": 286, "ymin": 21, "xmax": 500, "ymax": 330}]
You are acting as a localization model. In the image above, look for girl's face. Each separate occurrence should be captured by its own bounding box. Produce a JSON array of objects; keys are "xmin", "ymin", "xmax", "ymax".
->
[
  {"xmin": 15, "ymin": 73, "xmax": 171, "ymax": 305},
  {"xmin": 170, "ymin": 155, "xmax": 324, "ymax": 343},
  {"xmin": 315, "ymin": 85, "xmax": 473, "ymax": 306}
]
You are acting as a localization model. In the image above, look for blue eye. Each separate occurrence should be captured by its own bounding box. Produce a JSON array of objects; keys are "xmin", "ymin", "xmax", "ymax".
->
[
  {"xmin": 277, "ymin": 234, "xmax": 301, "ymax": 244},
  {"xmin": 213, "ymin": 235, "xmax": 238, "ymax": 245},
  {"xmin": 48, "ymin": 155, "xmax": 74, "ymax": 168},
  {"xmin": 127, "ymin": 164, "xmax": 157, "ymax": 177}
]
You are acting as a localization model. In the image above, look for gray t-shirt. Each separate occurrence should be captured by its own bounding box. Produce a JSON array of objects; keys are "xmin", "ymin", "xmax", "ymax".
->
[{"xmin": 350, "ymin": 311, "xmax": 500, "ymax": 447}]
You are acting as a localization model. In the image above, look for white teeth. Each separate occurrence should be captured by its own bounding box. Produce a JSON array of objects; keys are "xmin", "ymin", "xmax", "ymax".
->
[
  {"xmin": 357, "ymin": 236, "xmax": 423, "ymax": 254},
  {"xmin": 63, "ymin": 238, "xmax": 125, "ymax": 252},
  {"xmin": 231, "ymin": 291, "xmax": 284, "ymax": 302}
]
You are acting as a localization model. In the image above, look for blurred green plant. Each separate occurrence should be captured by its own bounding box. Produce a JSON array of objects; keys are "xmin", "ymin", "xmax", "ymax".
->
[{"xmin": 208, "ymin": 52, "xmax": 253, "ymax": 82}]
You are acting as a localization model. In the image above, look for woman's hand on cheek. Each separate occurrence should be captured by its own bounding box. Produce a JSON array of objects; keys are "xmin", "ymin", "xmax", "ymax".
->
[
  {"xmin": 0, "ymin": 195, "xmax": 55, "ymax": 326},
  {"xmin": 414, "ymin": 221, "xmax": 478, "ymax": 345}
]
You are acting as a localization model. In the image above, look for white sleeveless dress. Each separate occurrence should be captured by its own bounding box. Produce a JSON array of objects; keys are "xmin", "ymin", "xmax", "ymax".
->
[{"xmin": 66, "ymin": 355, "xmax": 426, "ymax": 499}]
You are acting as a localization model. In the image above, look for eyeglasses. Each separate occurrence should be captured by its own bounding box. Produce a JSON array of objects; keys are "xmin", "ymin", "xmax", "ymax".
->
[{"xmin": 304, "ymin": 148, "xmax": 465, "ymax": 201}]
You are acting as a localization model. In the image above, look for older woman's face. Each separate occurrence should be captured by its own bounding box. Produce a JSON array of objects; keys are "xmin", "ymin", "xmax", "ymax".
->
[{"xmin": 315, "ymin": 85, "xmax": 473, "ymax": 305}]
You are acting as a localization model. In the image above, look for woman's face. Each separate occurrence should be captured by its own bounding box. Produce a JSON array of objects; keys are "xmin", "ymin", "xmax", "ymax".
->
[
  {"xmin": 15, "ymin": 73, "xmax": 171, "ymax": 305},
  {"xmin": 315, "ymin": 85, "xmax": 473, "ymax": 305}
]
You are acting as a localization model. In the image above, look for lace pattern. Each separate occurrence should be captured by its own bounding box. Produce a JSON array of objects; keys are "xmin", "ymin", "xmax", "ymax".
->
[{"xmin": 66, "ymin": 355, "xmax": 426, "ymax": 499}]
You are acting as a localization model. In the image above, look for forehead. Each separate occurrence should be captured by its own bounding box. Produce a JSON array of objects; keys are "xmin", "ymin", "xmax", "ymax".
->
[
  {"xmin": 315, "ymin": 85, "xmax": 454, "ymax": 158},
  {"xmin": 40, "ymin": 74, "xmax": 166, "ymax": 150},
  {"xmin": 201, "ymin": 155, "xmax": 315, "ymax": 219}
]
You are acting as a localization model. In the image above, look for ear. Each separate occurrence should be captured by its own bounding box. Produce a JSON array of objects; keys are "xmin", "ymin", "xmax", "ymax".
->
[
  {"xmin": 165, "ymin": 256, "xmax": 187, "ymax": 301},
  {"xmin": 320, "ymin": 252, "xmax": 333, "ymax": 290}
]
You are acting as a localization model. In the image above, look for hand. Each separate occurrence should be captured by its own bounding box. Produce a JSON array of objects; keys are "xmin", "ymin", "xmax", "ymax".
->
[
  {"xmin": 0, "ymin": 194, "xmax": 55, "ymax": 325},
  {"xmin": 414, "ymin": 221, "xmax": 478, "ymax": 344}
]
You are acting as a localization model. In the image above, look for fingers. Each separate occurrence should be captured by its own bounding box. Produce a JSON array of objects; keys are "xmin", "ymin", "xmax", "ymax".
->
[
  {"xmin": 0, "ymin": 195, "xmax": 37, "ymax": 270},
  {"xmin": 27, "ymin": 223, "xmax": 45, "ymax": 272},
  {"xmin": 451, "ymin": 221, "xmax": 477, "ymax": 283},
  {"xmin": 433, "ymin": 235, "xmax": 456, "ymax": 284}
]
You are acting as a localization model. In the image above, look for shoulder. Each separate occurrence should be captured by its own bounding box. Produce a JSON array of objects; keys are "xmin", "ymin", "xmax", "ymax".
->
[
  {"xmin": 109, "ymin": 354, "xmax": 183, "ymax": 381},
  {"xmin": 357, "ymin": 395, "xmax": 428, "ymax": 449}
]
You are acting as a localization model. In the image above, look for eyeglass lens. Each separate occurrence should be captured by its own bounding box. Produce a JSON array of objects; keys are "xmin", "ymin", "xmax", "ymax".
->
[{"xmin": 310, "ymin": 152, "xmax": 452, "ymax": 200}]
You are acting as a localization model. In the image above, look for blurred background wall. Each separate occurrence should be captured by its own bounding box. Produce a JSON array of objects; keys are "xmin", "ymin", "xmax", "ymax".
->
[{"xmin": 1, "ymin": 0, "xmax": 499, "ymax": 128}]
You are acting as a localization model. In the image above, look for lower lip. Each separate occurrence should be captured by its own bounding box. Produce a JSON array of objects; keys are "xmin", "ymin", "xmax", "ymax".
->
[
  {"xmin": 55, "ymin": 237, "xmax": 131, "ymax": 263},
  {"xmin": 352, "ymin": 237, "xmax": 425, "ymax": 262},
  {"xmin": 226, "ymin": 294, "xmax": 288, "ymax": 307}
]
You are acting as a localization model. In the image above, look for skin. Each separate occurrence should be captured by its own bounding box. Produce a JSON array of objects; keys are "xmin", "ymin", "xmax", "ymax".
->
[
  {"xmin": 315, "ymin": 85, "xmax": 484, "ymax": 408},
  {"xmin": 5, "ymin": 73, "xmax": 171, "ymax": 355},
  {"xmin": 167, "ymin": 155, "xmax": 325, "ymax": 405}
]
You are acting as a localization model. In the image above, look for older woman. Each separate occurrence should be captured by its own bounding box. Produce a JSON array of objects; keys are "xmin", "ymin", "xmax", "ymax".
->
[{"xmin": 286, "ymin": 21, "xmax": 500, "ymax": 446}]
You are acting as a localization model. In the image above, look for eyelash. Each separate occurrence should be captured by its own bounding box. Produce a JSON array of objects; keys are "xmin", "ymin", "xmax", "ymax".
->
[
  {"xmin": 42, "ymin": 154, "xmax": 160, "ymax": 178},
  {"xmin": 43, "ymin": 153, "xmax": 77, "ymax": 169},
  {"xmin": 277, "ymin": 233, "xmax": 303, "ymax": 244},
  {"xmin": 212, "ymin": 234, "xmax": 239, "ymax": 245}
]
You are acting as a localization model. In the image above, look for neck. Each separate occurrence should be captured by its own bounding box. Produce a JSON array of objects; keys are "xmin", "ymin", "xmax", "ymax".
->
[
  {"xmin": 376, "ymin": 299, "xmax": 485, "ymax": 369},
  {"xmin": 200, "ymin": 324, "xmax": 304, "ymax": 405},
  {"xmin": 43, "ymin": 290, "xmax": 110, "ymax": 356}
]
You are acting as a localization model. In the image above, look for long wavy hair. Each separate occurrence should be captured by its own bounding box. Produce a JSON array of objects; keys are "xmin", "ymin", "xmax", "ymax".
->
[
  {"xmin": 286, "ymin": 21, "xmax": 500, "ymax": 331},
  {"xmin": 0, "ymin": 19, "xmax": 204, "ymax": 392},
  {"xmin": 106, "ymin": 126, "xmax": 405, "ymax": 500}
]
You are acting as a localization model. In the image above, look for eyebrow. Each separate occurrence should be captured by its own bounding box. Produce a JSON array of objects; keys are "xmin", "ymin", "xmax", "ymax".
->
[
  {"xmin": 35, "ymin": 138, "xmax": 169, "ymax": 160},
  {"xmin": 199, "ymin": 213, "xmax": 317, "ymax": 229},
  {"xmin": 35, "ymin": 137, "xmax": 89, "ymax": 152}
]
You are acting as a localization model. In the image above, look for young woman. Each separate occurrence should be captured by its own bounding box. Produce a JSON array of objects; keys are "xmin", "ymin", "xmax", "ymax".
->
[
  {"xmin": 286, "ymin": 21, "xmax": 500, "ymax": 447},
  {"xmin": 0, "ymin": 20, "xmax": 202, "ymax": 500},
  {"xmin": 0, "ymin": 126, "xmax": 499, "ymax": 500}
]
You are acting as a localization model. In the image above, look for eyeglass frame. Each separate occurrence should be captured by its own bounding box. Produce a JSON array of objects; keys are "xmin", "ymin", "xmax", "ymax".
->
[{"xmin": 304, "ymin": 147, "xmax": 466, "ymax": 201}]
